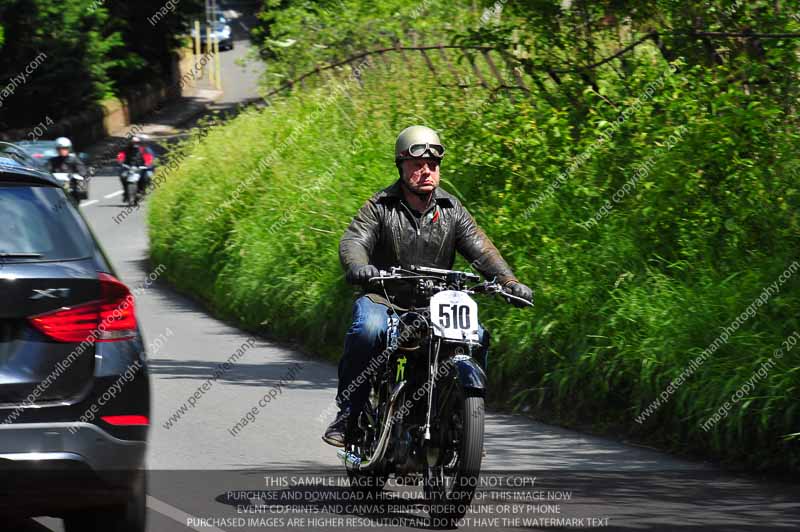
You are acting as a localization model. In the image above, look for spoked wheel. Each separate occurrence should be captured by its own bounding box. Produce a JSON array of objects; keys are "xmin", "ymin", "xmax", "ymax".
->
[{"xmin": 424, "ymin": 392, "xmax": 484, "ymax": 528}]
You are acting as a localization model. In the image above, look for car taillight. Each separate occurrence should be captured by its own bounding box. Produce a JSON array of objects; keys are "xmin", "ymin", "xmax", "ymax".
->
[
  {"xmin": 101, "ymin": 415, "xmax": 149, "ymax": 426},
  {"xmin": 29, "ymin": 273, "xmax": 137, "ymax": 343}
]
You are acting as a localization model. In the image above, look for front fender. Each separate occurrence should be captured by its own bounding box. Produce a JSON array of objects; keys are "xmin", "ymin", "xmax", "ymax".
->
[{"xmin": 453, "ymin": 354, "xmax": 487, "ymax": 396}]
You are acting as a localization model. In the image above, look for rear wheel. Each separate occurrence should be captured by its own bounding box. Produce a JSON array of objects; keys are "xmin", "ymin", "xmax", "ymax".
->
[
  {"xmin": 63, "ymin": 470, "xmax": 146, "ymax": 532},
  {"xmin": 424, "ymin": 394, "xmax": 484, "ymax": 527}
]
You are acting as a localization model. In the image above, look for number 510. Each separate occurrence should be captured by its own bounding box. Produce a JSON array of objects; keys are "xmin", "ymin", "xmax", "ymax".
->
[{"xmin": 439, "ymin": 304, "xmax": 471, "ymax": 329}]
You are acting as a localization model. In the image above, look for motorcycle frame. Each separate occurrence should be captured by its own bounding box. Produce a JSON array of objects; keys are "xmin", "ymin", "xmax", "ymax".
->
[{"xmin": 344, "ymin": 310, "xmax": 486, "ymax": 473}]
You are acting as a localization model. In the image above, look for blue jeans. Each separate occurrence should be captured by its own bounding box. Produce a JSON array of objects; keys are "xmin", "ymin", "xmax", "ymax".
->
[
  {"xmin": 335, "ymin": 296, "xmax": 488, "ymax": 416},
  {"xmin": 336, "ymin": 297, "xmax": 390, "ymax": 416}
]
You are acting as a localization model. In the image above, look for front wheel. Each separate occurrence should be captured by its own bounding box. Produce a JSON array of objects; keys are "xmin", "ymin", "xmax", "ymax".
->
[
  {"xmin": 126, "ymin": 183, "xmax": 137, "ymax": 207},
  {"xmin": 425, "ymin": 394, "xmax": 484, "ymax": 527},
  {"xmin": 79, "ymin": 179, "xmax": 90, "ymax": 200}
]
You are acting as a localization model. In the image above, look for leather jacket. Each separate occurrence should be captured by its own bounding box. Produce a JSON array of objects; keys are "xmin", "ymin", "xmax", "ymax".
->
[
  {"xmin": 48, "ymin": 154, "xmax": 86, "ymax": 176},
  {"xmin": 339, "ymin": 179, "xmax": 518, "ymax": 306},
  {"xmin": 117, "ymin": 146, "xmax": 153, "ymax": 168}
]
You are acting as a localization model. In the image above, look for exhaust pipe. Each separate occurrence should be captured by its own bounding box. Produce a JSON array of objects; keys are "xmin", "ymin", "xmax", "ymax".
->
[{"xmin": 337, "ymin": 381, "xmax": 406, "ymax": 472}]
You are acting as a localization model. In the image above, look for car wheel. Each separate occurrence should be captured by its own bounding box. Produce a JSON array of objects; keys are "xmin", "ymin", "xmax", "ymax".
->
[{"xmin": 63, "ymin": 470, "xmax": 146, "ymax": 532}]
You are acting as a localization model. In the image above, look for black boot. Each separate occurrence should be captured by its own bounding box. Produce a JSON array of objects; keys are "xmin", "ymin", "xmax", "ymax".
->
[{"xmin": 322, "ymin": 408, "xmax": 349, "ymax": 447}]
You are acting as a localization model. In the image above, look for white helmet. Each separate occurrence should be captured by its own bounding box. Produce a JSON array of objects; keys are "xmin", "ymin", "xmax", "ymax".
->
[{"xmin": 55, "ymin": 137, "xmax": 72, "ymax": 150}]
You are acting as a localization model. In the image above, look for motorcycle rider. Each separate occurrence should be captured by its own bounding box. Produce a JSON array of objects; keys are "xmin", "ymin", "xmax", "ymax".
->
[
  {"xmin": 48, "ymin": 137, "xmax": 87, "ymax": 193},
  {"xmin": 116, "ymin": 135, "xmax": 155, "ymax": 203},
  {"xmin": 322, "ymin": 125, "xmax": 533, "ymax": 447}
]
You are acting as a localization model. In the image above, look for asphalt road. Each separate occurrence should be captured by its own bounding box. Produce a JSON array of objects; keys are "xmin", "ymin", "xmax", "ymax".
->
[
  {"xmin": 22, "ymin": 175, "xmax": 796, "ymax": 532},
  {"xmin": 17, "ymin": 2, "xmax": 800, "ymax": 531},
  {"xmin": 214, "ymin": 4, "xmax": 266, "ymax": 107}
]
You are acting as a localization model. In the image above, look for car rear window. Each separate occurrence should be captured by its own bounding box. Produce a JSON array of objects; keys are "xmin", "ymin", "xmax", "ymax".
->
[{"xmin": 0, "ymin": 185, "xmax": 93, "ymax": 262}]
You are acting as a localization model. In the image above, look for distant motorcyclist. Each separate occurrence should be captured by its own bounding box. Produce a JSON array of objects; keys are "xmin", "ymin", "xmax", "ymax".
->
[
  {"xmin": 48, "ymin": 137, "xmax": 87, "ymax": 204},
  {"xmin": 117, "ymin": 136, "xmax": 155, "ymax": 203},
  {"xmin": 48, "ymin": 137, "xmax": 87, "ymax": 176}
]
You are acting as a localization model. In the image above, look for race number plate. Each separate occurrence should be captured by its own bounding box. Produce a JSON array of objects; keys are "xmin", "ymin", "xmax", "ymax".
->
[{"xmin": 430, "ymin": 290, "xmax": 479, "ymax": 341}]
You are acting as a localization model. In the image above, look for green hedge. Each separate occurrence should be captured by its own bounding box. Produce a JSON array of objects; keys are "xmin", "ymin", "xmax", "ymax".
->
[{"xmin": 149, "ymin": 48, "xmax": 799, "ymax": 471}]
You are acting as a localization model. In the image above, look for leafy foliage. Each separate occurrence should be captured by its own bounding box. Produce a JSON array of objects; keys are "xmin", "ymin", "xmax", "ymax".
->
[
  {"xmin": 150, "ymin": 0, "xmax": 800, "ymax": 471},
  {"xmin": 251, "ymin": 0, "xmax": 479, "ymax": 90},
  {"xmin": 0, "ymin": 0, "xmax": 203, "ymax": 130}
]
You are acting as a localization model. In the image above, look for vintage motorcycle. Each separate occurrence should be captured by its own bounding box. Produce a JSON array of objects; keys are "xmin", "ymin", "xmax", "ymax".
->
[{"xmin": 337, "ymin": 265, "xmax": 532, "ymax": 525}]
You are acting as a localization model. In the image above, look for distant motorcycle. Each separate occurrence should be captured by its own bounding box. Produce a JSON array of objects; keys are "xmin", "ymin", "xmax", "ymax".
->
[
  {"xmin": 52, "ymin": 172, "xmax": 85, "ymax": 206},
  {"xmin": 119, "ymin": 164, "xmax": 150, "ymax": 207},
  {"xmin": 337, "ymin": 265, "xmax": 532, "ymax": 526}
]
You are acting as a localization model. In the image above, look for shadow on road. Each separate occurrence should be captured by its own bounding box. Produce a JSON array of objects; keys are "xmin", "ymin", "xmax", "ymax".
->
[
  {"xmin": 155, "ymin": 469, "xmax": 799, "ymax": 531},
  {"xmin": 214, "ymin": 483, "xmax": 433, "ymax": 529},
  {"xmin": 122, "ymin": 257, "xmax": 338, "ymax": 392},
  {"xmin": 148, "ymin": 357, "xmax": 337, "ymax": 390}
]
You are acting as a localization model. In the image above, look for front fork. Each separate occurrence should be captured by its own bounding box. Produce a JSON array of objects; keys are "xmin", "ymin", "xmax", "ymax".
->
[
  {"xmin": 385, "ymin": 319, "xmax": 488, "ymax": 464},
  {"xmin": 420, "ymin": 339, "xmax": 488, "ymax": 443}
]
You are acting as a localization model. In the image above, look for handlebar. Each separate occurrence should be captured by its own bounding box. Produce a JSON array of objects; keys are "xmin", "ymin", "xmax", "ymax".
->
[
  {"xmin": 470, "ymin": 280, "xmax": 534, "ymax": 307},
  {"xmin": 368, "ymin": 266, "xmax": 533, "ymax": 307}
]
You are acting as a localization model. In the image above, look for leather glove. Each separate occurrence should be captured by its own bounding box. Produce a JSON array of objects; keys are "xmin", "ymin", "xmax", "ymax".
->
[
  {"xmin": 346, "ymin": 264, "xmax": 381, "ymax": 286},
  {"xmin": 504, "ymin": 280, "xmax": 533, "ymax": 308}
]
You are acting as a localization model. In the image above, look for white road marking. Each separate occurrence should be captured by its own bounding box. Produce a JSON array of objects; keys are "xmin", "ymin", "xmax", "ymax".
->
[
  {"xmin": 105, "ymin": 190, "xmax": 124, "ymax": 199},
  {"xmin": 239, "ymin": 21, "xmax": 249, "ymax": 31},
  {"xmin": 147, "ymin": 495, "xmax": 227, "ymax": 532},
  {"xmin": 80, "ymin": 200, "xmax": 99, "ymax": 207}
]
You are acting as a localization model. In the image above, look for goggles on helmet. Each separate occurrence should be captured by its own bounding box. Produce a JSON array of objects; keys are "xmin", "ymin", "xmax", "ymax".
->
[{"xmin": 401, "ymin": 142, "xmax": 445, "ymax": 160}]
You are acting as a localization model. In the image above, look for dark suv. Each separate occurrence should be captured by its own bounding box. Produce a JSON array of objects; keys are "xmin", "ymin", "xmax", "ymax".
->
[{"xmin": 0, "ymin": 157, "xmax": 150, "ymax": 530}]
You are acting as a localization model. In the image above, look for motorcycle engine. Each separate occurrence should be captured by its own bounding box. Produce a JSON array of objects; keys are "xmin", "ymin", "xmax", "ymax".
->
[{"xmin": 391, "ymin": 424, "xmax": 422, "ymax": 474}]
